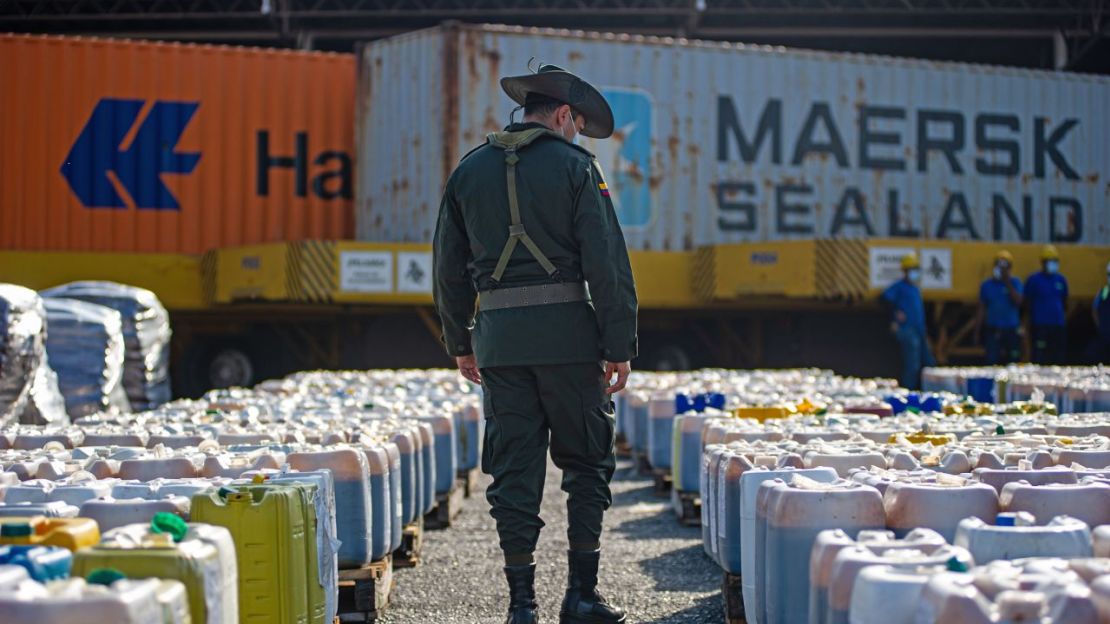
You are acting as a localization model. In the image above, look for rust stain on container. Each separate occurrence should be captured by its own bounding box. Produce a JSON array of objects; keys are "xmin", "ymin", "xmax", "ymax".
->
[
  {"xmin": 442, "ymin": 27, "xmax": 462, "ymax": 190},
  {"xmin": 667, "ymin": 135, "xmax": 680, "ymax": 161},
  {"xmin": 1, "ymin": 34, "xmax": 355, "ymax": 254}
]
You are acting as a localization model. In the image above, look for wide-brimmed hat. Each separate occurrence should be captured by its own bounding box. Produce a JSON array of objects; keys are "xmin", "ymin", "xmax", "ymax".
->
[{"xmin": 500, "ymin": 63, "xmax": 614, "ymax": 139}]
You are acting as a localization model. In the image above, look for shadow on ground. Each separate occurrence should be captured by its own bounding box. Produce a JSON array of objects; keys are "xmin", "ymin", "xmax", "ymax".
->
[
  {"xmin": 638, "ymin": 543, "xmax": 719, "ymax": 593},
  {"xmin": 640, "ymin": 594, "xmax": 726, "ymax": 624},
  {"xmin": 612, "ymin": 511, "xmax": 702, "ymax": 541}
]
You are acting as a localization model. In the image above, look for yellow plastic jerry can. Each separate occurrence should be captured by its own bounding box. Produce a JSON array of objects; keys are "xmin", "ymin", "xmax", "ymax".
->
[
  {"xmin": 191, "ymin": 484, "xmax": 311, "ymax": 624},
  {"xmin": 242, "ymin": 480, "xmax": 328, "ymax": 624},
  {"xmin": 0, "ymin": 516, "xmax": 100, "ymax": 551}
]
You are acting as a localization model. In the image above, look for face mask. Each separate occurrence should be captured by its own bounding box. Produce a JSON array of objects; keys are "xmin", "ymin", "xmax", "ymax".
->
[
  {"xmin": 1045, "ymin": 260, "xmax": 1059, "ymax": 274},
  {"xmin": 907, "ymin": 269, "xmax": 922, "ymax": 283},
  {"xmin": 992, "ymin": 266, "xmax": 1002, "ymax": 279},
  {"xmin": 560, "ymin": 112, "xmax": 581, "ymax": 144}
]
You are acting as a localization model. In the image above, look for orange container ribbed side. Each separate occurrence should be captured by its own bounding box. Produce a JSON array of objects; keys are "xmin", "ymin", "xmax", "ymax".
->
[{"xmin": 0, "ymin": 34, "xmax": 355, "ymax": 254}]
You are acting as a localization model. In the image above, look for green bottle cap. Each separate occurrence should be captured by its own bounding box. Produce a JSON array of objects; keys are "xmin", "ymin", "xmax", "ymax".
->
[
  {"xmin": 945, "ymin": 556, "xmax": 969, "ymax": 572},
  {"xmin": 86, "ymin": 568, "xmax": 127, "ymax": 585},
  {"xmin": 0, "ymin": 522, "xmax": 32, "ymax": 537},
  {"xmin": 995, "ymin": 424, "xmax": 1005, "ymax": 435},
  {"xmin": 150, "ymin": 512, "xmax": 188, "ymax": 543}
]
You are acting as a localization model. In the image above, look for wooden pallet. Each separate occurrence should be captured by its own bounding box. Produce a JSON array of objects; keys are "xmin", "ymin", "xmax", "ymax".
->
[
  {"xmin": 393, "ymin": 517, "xmax": 424, "ymax": 568},
  {"xmin": 424, "ymin": 481, "xmax": 466, "ymax": 530},
  {"xmin": 457, "ymin": 466, "xmax": 481, "ymax": 498},
  {"xmin": 722, "ymin": 572, "xmax": 746, "ymax": 624},
  {"xmin": 671, "ymin": 489, "xmax": 701, "ymax": 527},
  {"xmin": 652, "ymin": 468, "xmax": 673, "ymax": 497},
  {"xmin": 336, "ymin": 555, "xmax": 394, "ymax": 623}
]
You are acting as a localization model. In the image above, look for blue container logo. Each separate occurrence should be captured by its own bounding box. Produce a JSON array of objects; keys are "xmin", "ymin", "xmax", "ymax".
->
[
  {"xmin": 61, "ymin": 98, "xmax": 201, "ymax": 211},
  {"xmin": 582, "ymin": 89, "xmax": 653, "ymax": 228}
]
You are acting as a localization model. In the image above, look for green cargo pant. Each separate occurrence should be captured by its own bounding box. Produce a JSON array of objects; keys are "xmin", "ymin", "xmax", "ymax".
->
[{"xmin": 481, "ymin": 361, "xmax": 617, "ymax": 561}]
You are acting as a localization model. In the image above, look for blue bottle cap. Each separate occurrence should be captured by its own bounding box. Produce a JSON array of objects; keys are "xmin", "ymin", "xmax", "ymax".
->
[
  {"xmin": 674, "ymin": 394, "xmax": 693, "ymax": 414},
  {"xmin": 708, "ymin": 393, "xmax": 727, "ymax": 410},
  {"xmin": 693, "ymin": 395, "xmax": 708, "ymax": 413}
]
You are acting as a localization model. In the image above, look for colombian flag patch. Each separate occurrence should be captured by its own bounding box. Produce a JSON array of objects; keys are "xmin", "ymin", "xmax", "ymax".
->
[{"xmin": 599, "ymin": 182, "xmax": 610, "ymax": 197}]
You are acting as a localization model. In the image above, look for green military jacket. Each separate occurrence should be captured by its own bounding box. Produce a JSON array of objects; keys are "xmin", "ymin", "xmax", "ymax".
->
[{"xmin": 433, "ymin": 122, "xmax": 639, "ymax": 368}]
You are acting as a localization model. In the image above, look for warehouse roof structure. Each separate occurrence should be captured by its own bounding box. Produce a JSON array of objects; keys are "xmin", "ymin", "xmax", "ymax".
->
[{"xmin": 2, "ymin": 0, "xmax": 1107, "ymax": 72}]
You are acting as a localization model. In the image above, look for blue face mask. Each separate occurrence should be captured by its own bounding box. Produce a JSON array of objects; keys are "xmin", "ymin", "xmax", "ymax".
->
[
  {"xmin": 1045, "ymin": 260, "xmax": 1060, "ymax": 274},
  {"xmin": 992, "ymin": 266, "xmax": 1002, "ymax": 279},
  {"xmin": 907, "ymin": 269, "xmax": 922, "ymax": 283}
]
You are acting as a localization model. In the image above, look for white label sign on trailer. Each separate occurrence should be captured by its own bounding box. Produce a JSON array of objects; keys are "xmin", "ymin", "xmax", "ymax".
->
[
  {"xmin": 869, "ymin": 246, "xmax": 916, "ymax": 289},
  {"xmin": 397, "ymin": 251, "xmax": 433, "ymax": 293},
  {"xmin": 340, "ymin": 251, "xmax": 393, "ymax": 293},
  {"xmin": 920, "ymin": 248, "xmax": 953, "ymax": 290}
]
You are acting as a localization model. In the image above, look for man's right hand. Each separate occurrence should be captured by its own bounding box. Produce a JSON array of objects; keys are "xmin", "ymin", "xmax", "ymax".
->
[
  {"xmin": 603, "ymin": 361, "xmax": 631, "ymax": 395},
  {"xmin": 455, "ymin": 354, "xmax": 482, "ymax": 385}
]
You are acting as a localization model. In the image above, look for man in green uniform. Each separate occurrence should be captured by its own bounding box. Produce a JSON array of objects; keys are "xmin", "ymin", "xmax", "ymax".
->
[{"xmin": 433, "ymin": 63, "xmax": 638, "ymax": 624}]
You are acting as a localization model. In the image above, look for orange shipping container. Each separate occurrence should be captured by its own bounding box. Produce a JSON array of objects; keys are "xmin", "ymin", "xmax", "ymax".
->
[{"xmin": 0, "ymin": 34, "xmax": 355, "ymax": 254}]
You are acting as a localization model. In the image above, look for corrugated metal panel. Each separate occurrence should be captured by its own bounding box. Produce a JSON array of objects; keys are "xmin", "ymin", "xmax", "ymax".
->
[
  {"xmin": 0, "ymin": 34, "xmax": 355, "ymax": 254},
  {"xmin": 356, "ymin": 23, "xmax": 1110, "ymax": 250},
  {"xmin": 356, "ymin": 28, "xmax": 447, "ymax": 243}
]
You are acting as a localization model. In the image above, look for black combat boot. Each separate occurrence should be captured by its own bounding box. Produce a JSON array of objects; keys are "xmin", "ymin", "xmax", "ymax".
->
[
  {"xmin": 559, "ymin": 549, "xmax": 626, "ymax": 623},
  {"xmin": 504, "ymin": 563, "xmax": 539, "ymax": 624}
]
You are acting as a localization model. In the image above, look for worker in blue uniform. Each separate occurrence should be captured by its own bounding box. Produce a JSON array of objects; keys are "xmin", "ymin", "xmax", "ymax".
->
[
  {"xmin": 882, "ymin": 254, "xmax": 935, "ymax": 389},
  {"xmin": 1088, "ymin": 261, "xmax": 1110, "ymax": 364},
  {"xmin": 1024, "ymin": 245, "xmax": 1069, "ymax": 364},
  {"xmin": 976, "ymin": 250, "xmax": 1023, "ymax": 365}
]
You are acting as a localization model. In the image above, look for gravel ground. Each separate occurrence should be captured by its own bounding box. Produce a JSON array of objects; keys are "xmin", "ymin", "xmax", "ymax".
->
[{"xmin": 378, "ymin": 459, "xmax": 722, "ymax": 623}]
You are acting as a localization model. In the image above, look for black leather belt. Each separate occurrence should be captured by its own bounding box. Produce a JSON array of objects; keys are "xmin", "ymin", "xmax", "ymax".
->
[{"xmin": 478, "ymin": 282, "xmax": 589, "ymax": 311}]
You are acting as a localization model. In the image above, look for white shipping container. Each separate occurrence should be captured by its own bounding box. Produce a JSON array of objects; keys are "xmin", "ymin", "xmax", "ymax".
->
[{"xmin": 356, "ymin": 24, "xmax": 1110, "ymax": 250}]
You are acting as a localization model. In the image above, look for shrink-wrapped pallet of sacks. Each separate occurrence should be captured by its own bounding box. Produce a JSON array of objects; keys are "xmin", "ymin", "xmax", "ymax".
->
[
  {"xmin": 41, "ymin": 282, "xmax": 171, "ymax": 411},
  {"xmin": 0, "ymin": 285, "xmax": 67, "ymax": 426},
  {"xmin": 42, "ymin": 298, "xmax": 130, "ymax": 418}
]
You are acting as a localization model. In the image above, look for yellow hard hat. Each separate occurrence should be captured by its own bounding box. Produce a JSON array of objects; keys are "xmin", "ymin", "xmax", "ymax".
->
[
  {"xmin": 995, "ymin": 250, "xmax": 1014, "ymax": 264},
  {"xmin": 901, "ymin": 254, "xmax": 920, "ymax": 270},
  {"xmin": 1041, "ymin": 245, "xmax": 1060, "ymax": 261}
]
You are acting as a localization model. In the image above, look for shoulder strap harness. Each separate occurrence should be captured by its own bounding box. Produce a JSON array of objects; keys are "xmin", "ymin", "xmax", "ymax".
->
[{"xmin": 485, "ymin": 128, "xmax": 562, "ymax": 284}]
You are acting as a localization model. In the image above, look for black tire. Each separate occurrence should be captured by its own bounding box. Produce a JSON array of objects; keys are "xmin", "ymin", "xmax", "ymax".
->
[{"xmin": 177, "ymin": 338, "xmax": 259, "ymax": 398}]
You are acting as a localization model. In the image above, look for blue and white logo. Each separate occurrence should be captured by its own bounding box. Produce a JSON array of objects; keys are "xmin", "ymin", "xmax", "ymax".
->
[{"xmin": 583, "ymin": 89, "xmax": 653, "ymax": 228}]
